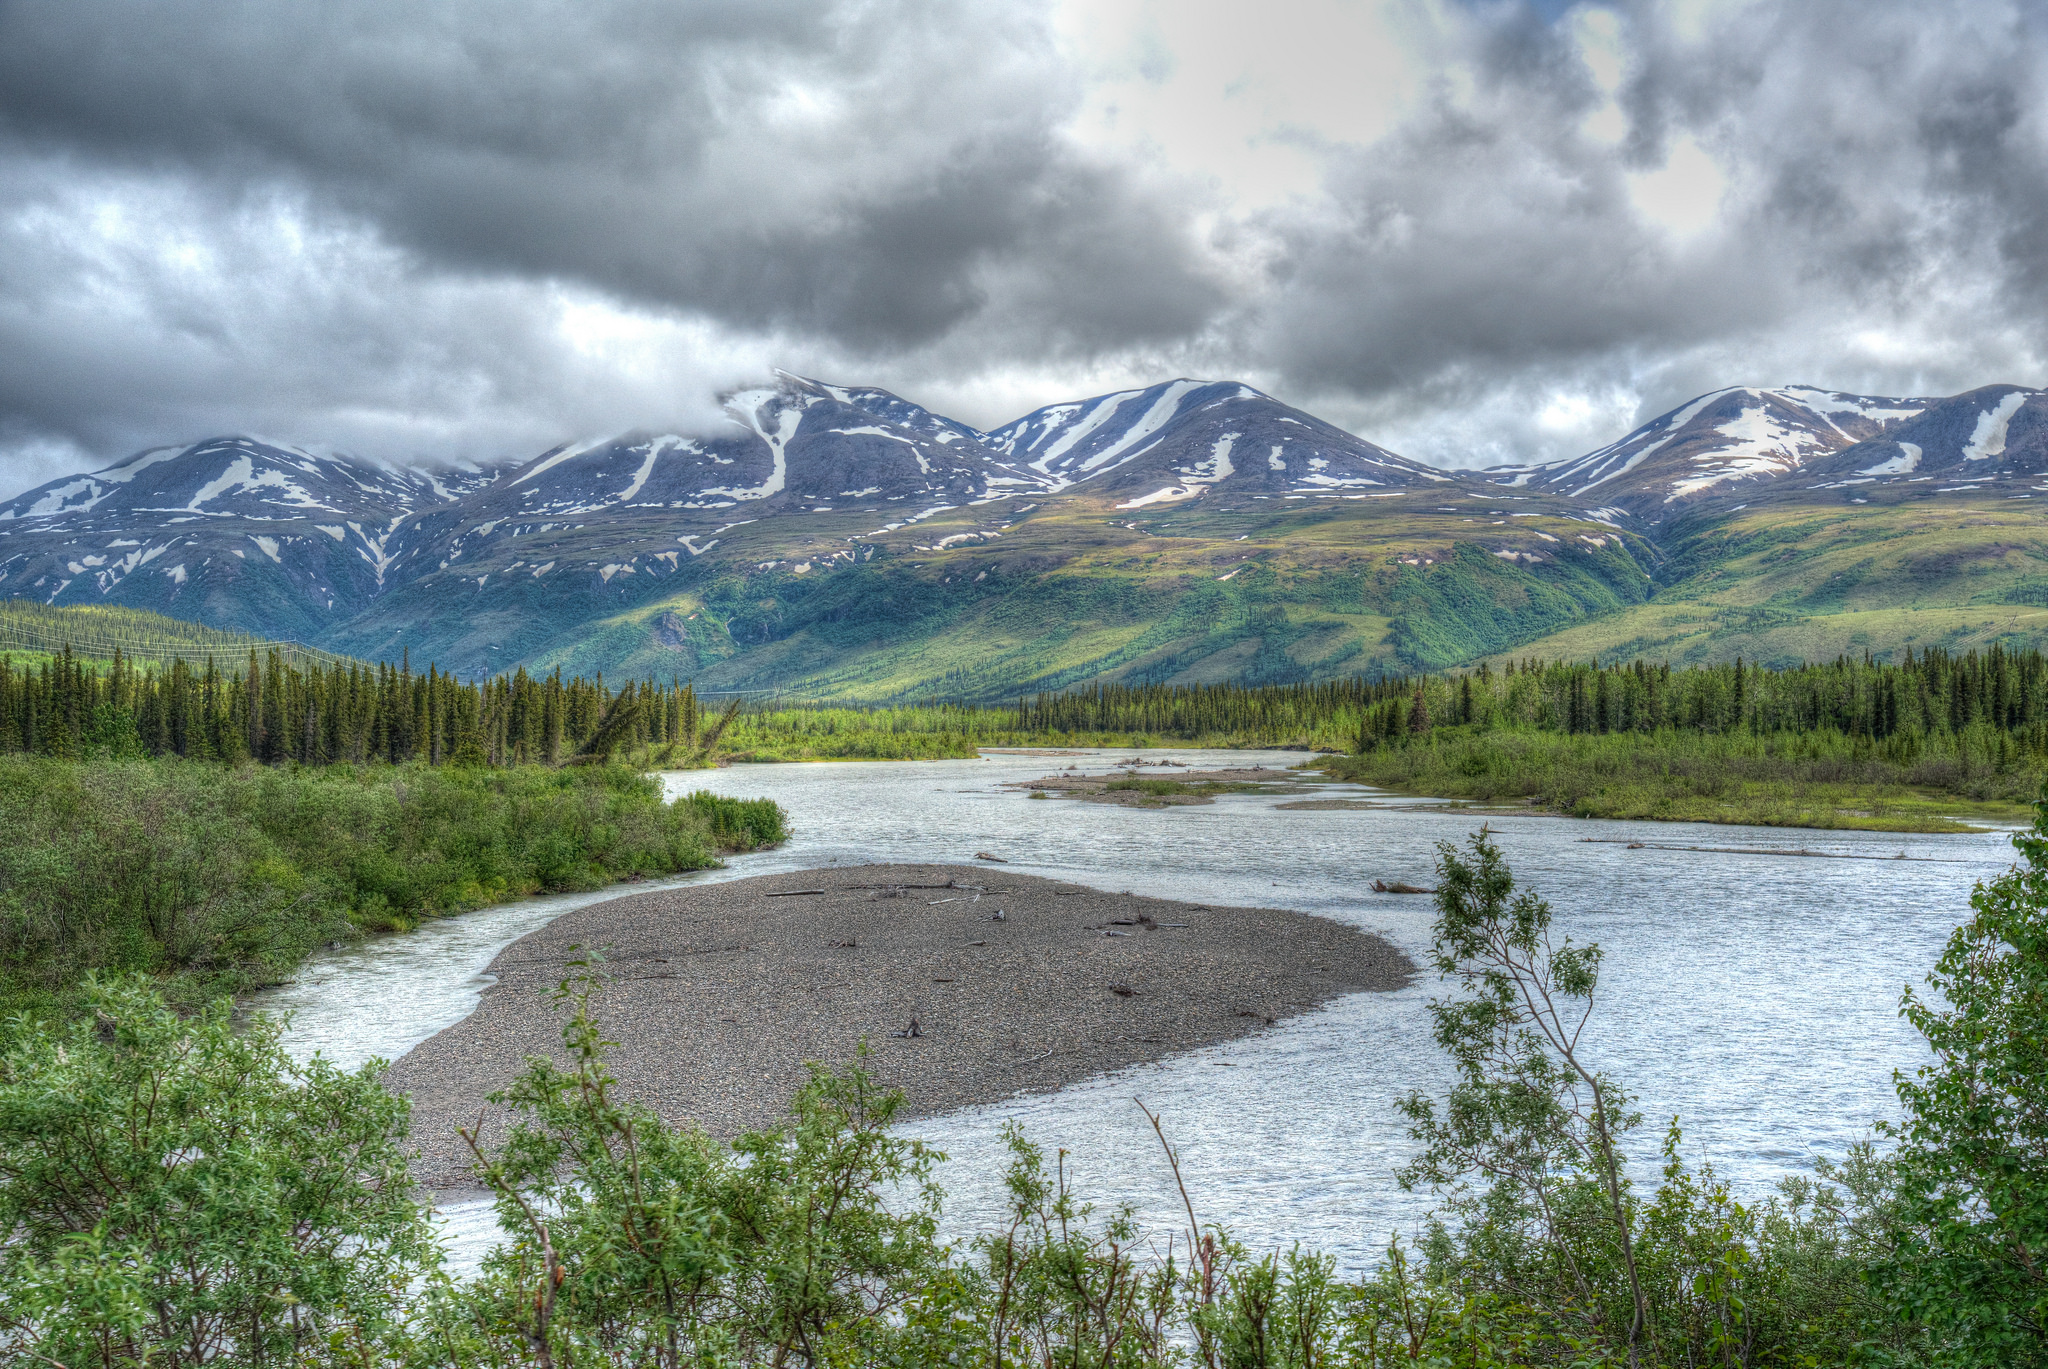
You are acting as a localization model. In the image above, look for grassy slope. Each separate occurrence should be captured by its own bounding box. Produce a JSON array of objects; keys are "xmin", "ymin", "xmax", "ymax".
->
[
  {"xmin": 0, "ymin": 601, "xmax": 353, "ymax": 671},
  {"xmin": 1492, "ymin": 499, "xmax": 2048, "ymax": 668},
  {"xmin": 506, "ymin": 495, "xmax": 1657, "ymax": 700},
  {"xmin": 37, "ymin": 492, "xmax": 2048, "ymax": 699}
]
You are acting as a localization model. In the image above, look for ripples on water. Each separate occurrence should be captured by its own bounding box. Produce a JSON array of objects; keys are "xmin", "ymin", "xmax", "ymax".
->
[{"xmin": 256, "ymin": 750, "xmax": 2017, "ymax": 1275}]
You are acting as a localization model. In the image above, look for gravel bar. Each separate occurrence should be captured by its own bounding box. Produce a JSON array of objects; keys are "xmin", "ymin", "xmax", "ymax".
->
[{"xmin": 387, "ymin": 863, "xmax": 1413, "ymax": 1189}]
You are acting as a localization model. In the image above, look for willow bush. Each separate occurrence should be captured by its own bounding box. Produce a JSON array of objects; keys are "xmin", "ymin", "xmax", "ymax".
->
[{"xmin": 0, "ymin": 758, "xmax": 784, "ymax": 1017}]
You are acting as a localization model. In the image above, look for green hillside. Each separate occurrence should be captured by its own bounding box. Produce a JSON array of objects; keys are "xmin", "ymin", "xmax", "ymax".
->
[
  {"xmin": 19, "ymin": 490, "xmax": 2048, "ymax": 700},
  {"xmin": 0, "ymin": 601, "xmax": 353, "ymax": 671},
  {"xmin": 361, "ymin": 494, "xmax": 1661, "ymax": 701},
  {"xmin": 1496, "ymin": 499, "xmax": 2048, "ymax": 668}
]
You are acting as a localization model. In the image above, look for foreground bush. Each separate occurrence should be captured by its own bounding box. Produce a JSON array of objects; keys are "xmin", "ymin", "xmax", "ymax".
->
[
  {"xmin": 1879, "ymin": 786, "xmax": 2048, "ymax": 1363},
  {"xmin": 438, "ymin": 967, "xmax": 951, "ymax": 1366},
  {"xmin": 1379, "ymin": 831, "xmax": 1922, "ymax": 1366},
  {"xmin": 0, "ymin": 978, "xmax": 437, "ymax": 1366},
  {"xmin": 0, "ymin": 758, "xmax": 785, "ymax": 1016}
]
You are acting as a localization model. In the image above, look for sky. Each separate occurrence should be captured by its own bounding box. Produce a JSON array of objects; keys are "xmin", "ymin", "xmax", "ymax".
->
[{"xmin": 2, "ymin": 0, "xmax": 2045, "ymax": 497}]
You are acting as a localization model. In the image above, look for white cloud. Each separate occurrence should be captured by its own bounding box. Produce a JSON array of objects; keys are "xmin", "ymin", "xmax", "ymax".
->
[{"xmin": 1628, "ymin": 135, "xmax": 1727, "ymax": 239}]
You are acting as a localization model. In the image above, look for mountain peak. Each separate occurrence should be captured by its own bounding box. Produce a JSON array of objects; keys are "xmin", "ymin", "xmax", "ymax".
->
[{"xmin": 1486, "ymin": 383, "xmax": 1940, "ymax": 520}]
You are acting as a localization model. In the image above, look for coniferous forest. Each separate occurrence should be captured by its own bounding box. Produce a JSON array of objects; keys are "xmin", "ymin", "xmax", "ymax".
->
[{"xmin": 0, "ymin": 646, "xmax": 708, "ymax": 766}]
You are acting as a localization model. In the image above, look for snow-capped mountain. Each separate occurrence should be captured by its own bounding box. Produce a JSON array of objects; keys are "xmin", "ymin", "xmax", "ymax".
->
[
  {"xmin": 1790, "ymin": 385, "xmax": 2048, "ymax": 496},
  {"xmin": 0, "ymin": 436, "xmax": 493, "ymax": 631},
  {"xmin": 1487, "ymin": 386, "xmax": 1933, "ymax": 520},
  {"xmin": 986, "ymin": 379, "xmax": 1451, "ymax": 505},
  {"xmin": 467, "ymin": 376, "xmax": 1044, "ymax": 520},
  {"xmin": 0, "ymin": 433, "xmax": 476, "ymax": 524},
  {"xmin": 3, "ymin": 372, "xmax": 2041, "ymax": 665}
]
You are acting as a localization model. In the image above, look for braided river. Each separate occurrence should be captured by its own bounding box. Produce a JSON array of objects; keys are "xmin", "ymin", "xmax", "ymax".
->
[{"xmin": 248, "ymin": 749, "xmax": 2017, "ymax": 1275}]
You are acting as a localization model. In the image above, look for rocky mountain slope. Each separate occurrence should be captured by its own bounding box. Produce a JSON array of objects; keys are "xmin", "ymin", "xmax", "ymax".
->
[
  {"xmin": 1484, "ymin": 385, "xmax": 1938, "ymax": 519},
  {"xmin": 2, "ymin": 374, "xmax": 2043, "ymax": 693}
]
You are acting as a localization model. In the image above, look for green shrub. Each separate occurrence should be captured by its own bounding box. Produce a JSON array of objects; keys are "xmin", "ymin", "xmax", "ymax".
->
[
  {"xmin": 0, "ymin": 758, "xmax": 785, "ymax": 1017},
  {"xmin": 0, "ymin": 977, "xmax": 437, "ymax": 1365},
  {"xmin": 679, "ymin": 789, "xmax": 790, "ymax": 849},
  {"xmin": 441, "ymin": 967, "xmax": 950, "ymax": 1366},
  {"xmin": 1877, "ymin": 792, "xmax": 2048, "ymax": 1363},
  {"xmin": 1105, "ymin": 777, "xmax": 1192, "ymax": 796}
]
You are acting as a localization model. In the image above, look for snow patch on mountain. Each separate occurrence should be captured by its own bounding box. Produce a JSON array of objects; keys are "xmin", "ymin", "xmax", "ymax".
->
[
  {"xmin": 1665, "ymin": 399, "xmax": 1836, "ymax": 500},
  {"xmin": 1789, "ymin": 388, "xmax": 1926, "ymax": 427},
  {"xmin": 1562, "ymin": 389, "xmax": 1725, "ymax": 495},
  {"xmin": 1026, "ymin": 391, "xmax": 1142, "ymax": 476},
  {"xmin": 1963, "ymin": 391, "xmax": 2027, "ymax": 461},
  {"xmin": 1861, "ymin": 442, "xmax": 1922, "ymax": 476},
  {"xmin": 713, "ymin": 391, "xmax": 810, "ymax": 500},
  {"xmin": 615, "ymin": 435, "xmax": 685, "ymax": 504},
  {"xmin": 1075, "ymin": 380, "xmax": 1205, "ymax": 475},
  {"xmin": 510, "ymin": 437, "xmax": 611, "ymax": 488}
]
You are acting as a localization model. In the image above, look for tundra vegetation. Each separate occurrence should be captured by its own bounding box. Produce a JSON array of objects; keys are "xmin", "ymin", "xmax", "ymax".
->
[{"xmin": 5, "ymin": 806, "xmax": 2045, "ymax": 1366}]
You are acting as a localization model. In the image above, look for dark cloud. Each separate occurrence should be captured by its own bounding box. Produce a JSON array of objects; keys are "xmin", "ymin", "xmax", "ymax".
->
[
  {"xmin": 1264, "ymin": 0, "xmax": 2048, "ymax": 464},
  {"xmin": 0, "ymin": 0, "xmax": 1232, "ymax": 488},
  {"xmin": 1, "ymin": 0, "xmax": 2046, "ymax": 491},
  {"xmin": 0, "ymin": 0, "xmax": 1225, "ymax": 348}
]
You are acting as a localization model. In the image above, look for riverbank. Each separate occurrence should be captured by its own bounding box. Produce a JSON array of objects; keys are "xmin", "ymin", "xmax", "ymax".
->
[
  {"xmin": 1320, "ymin": 729, "xmax": 2038, "ymax": 832},
  {"xmin": 387, "ymin": 862, "xmax": 1412, "ymax": 1189},
  {"xmin": 0, "ymin": 758, "xmax": 787, "ymax": 1021}
]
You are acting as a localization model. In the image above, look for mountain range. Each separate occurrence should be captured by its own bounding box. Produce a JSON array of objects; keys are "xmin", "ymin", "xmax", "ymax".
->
[{"xmin": 5, "ymin": 374, "xmax": 2047, "ymax": 696}]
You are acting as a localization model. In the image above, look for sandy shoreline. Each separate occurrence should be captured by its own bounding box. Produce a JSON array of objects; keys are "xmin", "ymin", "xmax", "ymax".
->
[{"xmin": 387, "ymin": 863, "xmax": 1413, "ymax": 1189}]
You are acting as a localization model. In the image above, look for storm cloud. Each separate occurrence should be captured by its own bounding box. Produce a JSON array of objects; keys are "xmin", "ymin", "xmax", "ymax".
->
[{"xmin": 1, "ymin": 0, "xmax": 2045, "ymax": 491}]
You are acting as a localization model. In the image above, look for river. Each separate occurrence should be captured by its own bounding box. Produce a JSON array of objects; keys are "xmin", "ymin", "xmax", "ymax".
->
[{"xmin": 249, "ymin": 748, "xmax": 2017, "ymax": 1276}]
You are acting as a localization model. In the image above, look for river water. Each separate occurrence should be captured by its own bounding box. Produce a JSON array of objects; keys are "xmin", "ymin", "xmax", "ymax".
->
[{"xmin": 251, "ymin": 749, "xmax": 2019, "ymax": 1276}]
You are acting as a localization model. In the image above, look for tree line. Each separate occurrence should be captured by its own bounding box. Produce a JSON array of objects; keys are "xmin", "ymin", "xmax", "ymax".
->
[
  {"xmin": 0, "ymin": 646, "xmax": 715, "ymax": 766},
  {"xmin": 13, "ymin": 637, "xmax": 2048, "ymax": 770},
  {"xmin": 1355, "ymin": 645, "xmax": 2048, "ymax": 754},
  {"xmin": 1015, "ymin": 645, "xmax": 2048, "ymax": 752}
]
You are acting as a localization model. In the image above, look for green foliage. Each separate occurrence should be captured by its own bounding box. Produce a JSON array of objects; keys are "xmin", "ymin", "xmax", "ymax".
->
[
  {"xmin": 1335, "ymin": 726, "xmax": 2039, "ymax": 830},
  {"xmin": 1106, "ymin": 777, "xmax": 1193, "ymax": 795},
  {"xmin": 442, "ymin": 964, "xmax": 952, "ymax": 1367},
  {"xmin": 0, "ymin": 600, "xmax": 352, "ymax": 673},
  {"xmin": 1379, "ymin": 540, "xmax": 1651, "ymax": 673},
  {"xmin": 1380, "ymin": 832, "xmax": 1931, "ymax": 1367},
  {"xmin": 959, "ymin": 1120, "xmax": 1190, "ymax": 1366},
  {"xmin": 679, "ymin": 790, "xmax": 789, "ymax": 848},
  {"xmin": 0, "ymin": 643, "xmax": 710, "ymax": 769},
  {"xmin": 1399, "ymin": 831, "xmax": 1653, "ymax": 1360},
  {"xmin": 1876, "ymin": 792, "xmax": 2048, "ymax": 1364},
  {"xmin": 0, "ymin": 976, "xmax": 438, "ymax": 1366},
  {"xmin": 0, "ymin": 759, "xmax": 782, "ymax": 1017}
]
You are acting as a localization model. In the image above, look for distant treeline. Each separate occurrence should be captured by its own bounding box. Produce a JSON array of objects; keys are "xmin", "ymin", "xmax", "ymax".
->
[
  {"xmin": 12, "ymin": 636, "xmax": 2048, "ymax": 769},
  {"xmin": 0, "ymin": 646, "xmax": 713, "ymax": 766},
  {"xmin": 1019, "ymin": 646, "xmax": 2048, "ymax": 752},
  {"xmin": 1015, "ymin": 677, "xmax": 1393, "ymax": 739}
]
